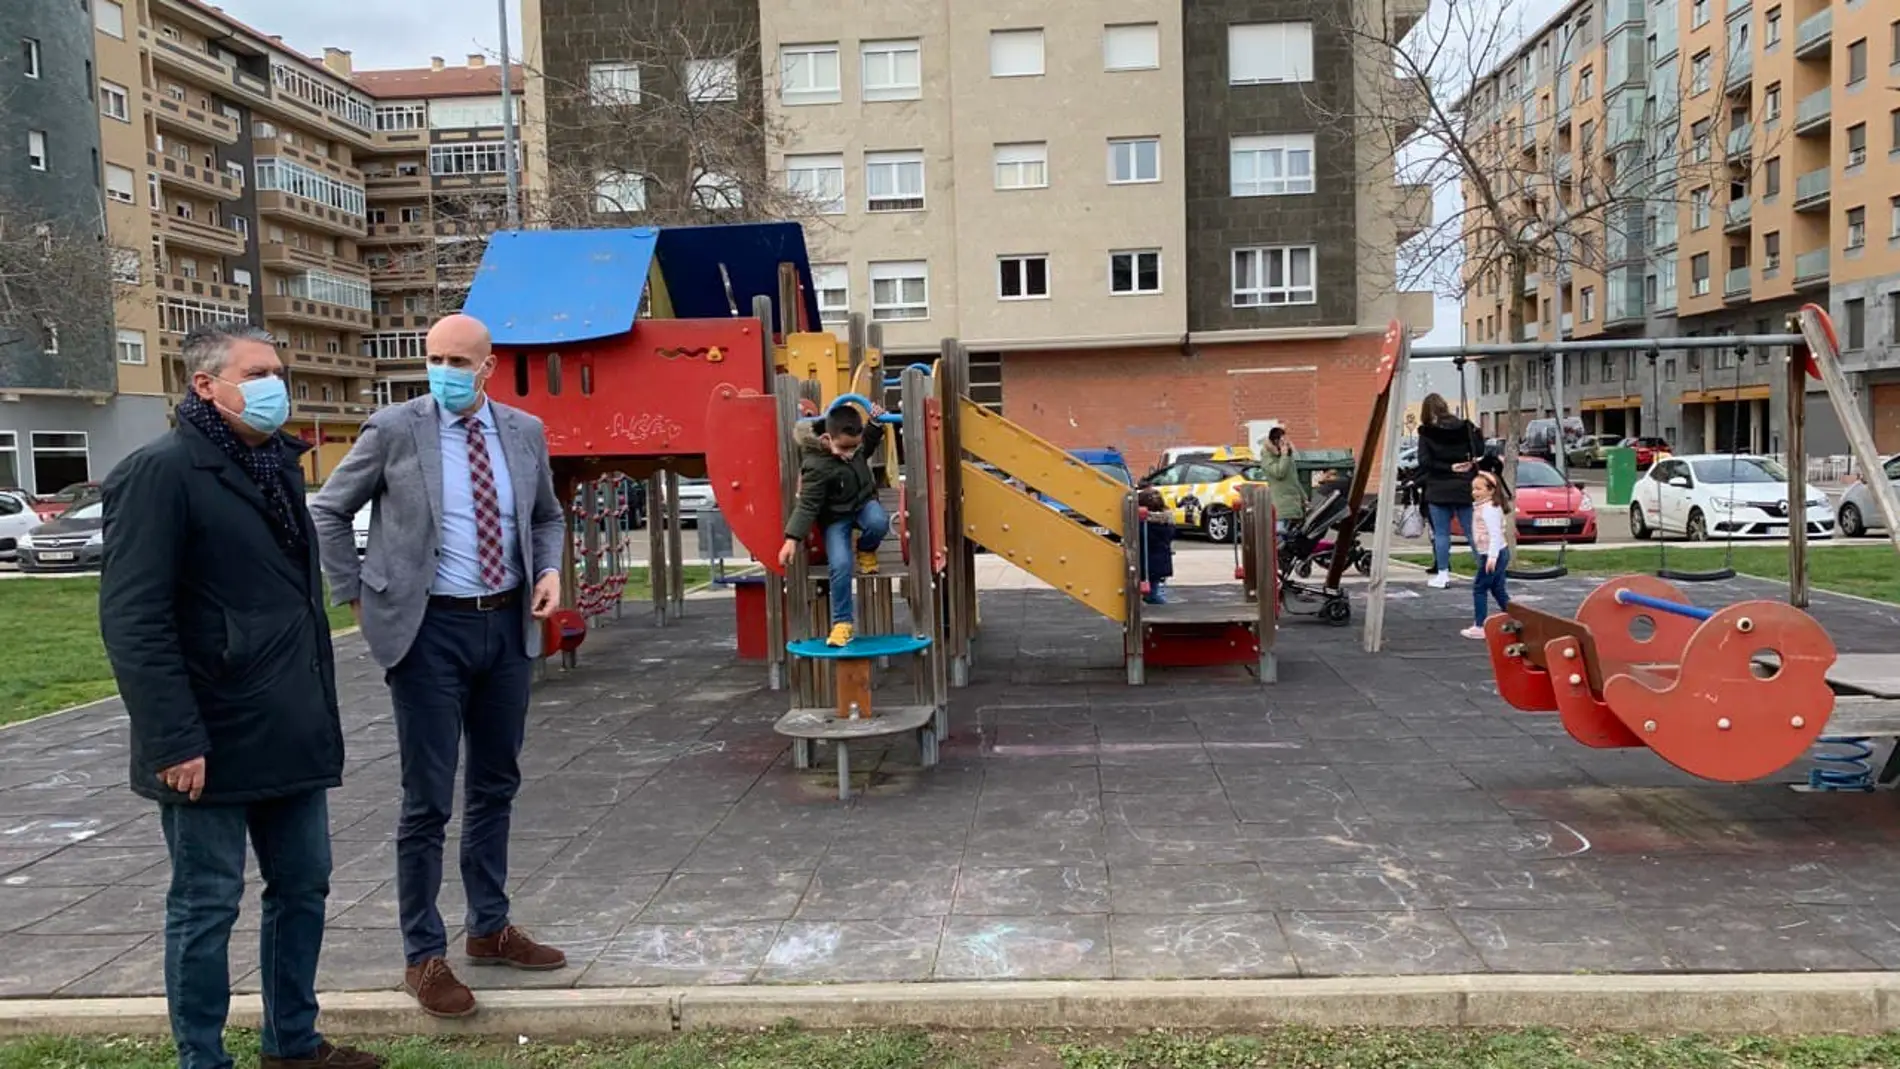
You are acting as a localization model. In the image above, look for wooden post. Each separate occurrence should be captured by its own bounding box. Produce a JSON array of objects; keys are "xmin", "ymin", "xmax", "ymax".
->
[
  {"xmin": 754, "ymin": 295, "xmax": 787, "ymax": 690},
  {"xmin": 1123, "ymin": 492, "xmax": 1145, "ymax": 686},
  {"xmin": 939, "ymin": 338, "xmax": 972, "ymax": 687},
  {"xmin": 1363, "ymin": 333, "xmax": 1412, "ymax": 653},
  {"xmin": 647, "ymin": 469, "xmax": 667, "ymax": 626},
  {"xmin": 1243, "ymin": 483, "xmax": 1278, "ymax": 683},
  {"xmin": 901, "ymin": 365, "xmax": 947, "ymax": 734},
  {"xmin": 666, "ymin": 468, "xmax": 686, "ymax": 617},
  {"xmin": 777, "ymin": 262, "xmax": 802, "ymax": 336},
  {"xmin": 776, "ymin": 379, "xmax": 818, "ymax": 707},
  {"xmin": 834, "ymin": 659, "xmax": 873, "ymax": 720},
  {"xmin": 1785, "ymin": 345, "xmax": 1809, "ymax": 608}
]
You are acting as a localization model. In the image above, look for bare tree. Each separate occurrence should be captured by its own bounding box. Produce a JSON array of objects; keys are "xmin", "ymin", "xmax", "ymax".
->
[
  {"xmin": 1310, "ymin": 0, "xmax": 1783, "ymax": 516},
  {"xmin": 524, "ymin": 18, "xmax": 833, "ymax": 233},
  {"xmin": 0, "ymin": 194, "xmax": 129, "ymax": 393}
]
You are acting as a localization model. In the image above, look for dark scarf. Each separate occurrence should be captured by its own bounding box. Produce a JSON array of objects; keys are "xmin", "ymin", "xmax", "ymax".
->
[{"xmin": 178, "ymin": 394, "xmax": 306, "ymax": 555}]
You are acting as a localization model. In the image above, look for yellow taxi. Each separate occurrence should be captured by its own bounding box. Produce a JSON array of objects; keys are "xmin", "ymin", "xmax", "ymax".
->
[{"xmin": 1139, "ymin": 455, "xmax": 1266, "ymax": 542}]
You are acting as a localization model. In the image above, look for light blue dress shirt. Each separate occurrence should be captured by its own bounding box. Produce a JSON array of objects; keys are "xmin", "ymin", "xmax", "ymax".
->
[{"xmin": 431, "ymin": 398, "xmax": 522, "ymax": 597}]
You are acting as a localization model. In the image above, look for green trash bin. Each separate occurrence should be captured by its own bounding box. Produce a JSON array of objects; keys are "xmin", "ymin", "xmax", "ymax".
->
[{"xmin": 1604, "ymin": 446, "xmax": 1638, "ymax": 507}]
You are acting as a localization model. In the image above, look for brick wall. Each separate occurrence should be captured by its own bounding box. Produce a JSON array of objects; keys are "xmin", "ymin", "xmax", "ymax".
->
[{"xmin": 999, "ymin": 333, "xmax": 1387, "ymax": 472}]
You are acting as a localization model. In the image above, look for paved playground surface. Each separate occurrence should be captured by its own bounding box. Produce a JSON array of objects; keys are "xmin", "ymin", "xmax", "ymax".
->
[{"xmin": 3, "ymin": 571, "xmax": 1900, "ymax": 997}]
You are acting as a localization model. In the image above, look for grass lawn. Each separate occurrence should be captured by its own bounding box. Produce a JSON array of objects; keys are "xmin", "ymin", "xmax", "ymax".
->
[
  {"xmin": 1396, "ymin": 544, "xmax": 1900, "ymax": 605},
  {"xmin": 0, "ymin": 566, "xmax": 719, "ymax": 727},
  {"xmin": 6, "ymin": 1027, "xmax": 1900, "ymax": 1069}
]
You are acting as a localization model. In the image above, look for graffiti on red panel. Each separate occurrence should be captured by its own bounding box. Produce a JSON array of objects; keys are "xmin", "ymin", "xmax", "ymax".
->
[
  {"xmin": 655, "ymin": 346, "xmax": 727, "ymax": 363},
  {"xmin": 608, "ymin": 412, "xmax": 685, "ymax": 446}
]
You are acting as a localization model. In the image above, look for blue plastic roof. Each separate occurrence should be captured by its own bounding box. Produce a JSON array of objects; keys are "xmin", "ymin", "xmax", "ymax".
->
[
  {"xmin": 464, "ymin": 228, "xmax": 659, "ymax": 345},
  {"xmin": 653, "ymin": 222, "xmax": 822, "ymax": 336}
]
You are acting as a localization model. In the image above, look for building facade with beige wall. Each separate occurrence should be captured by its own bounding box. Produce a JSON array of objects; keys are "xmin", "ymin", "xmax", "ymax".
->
[
  {"xmin": 1463, "ymin": 0, "xmax": 1900, "ymax": 455},
  {"xmin": 526, "ymin": 0, "xmax": 1433, "ymax": 467}
]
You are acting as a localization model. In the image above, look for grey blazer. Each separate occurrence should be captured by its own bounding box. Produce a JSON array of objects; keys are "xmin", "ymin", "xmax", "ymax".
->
[{"xmin": 311, "ymin": 395, "xmax": 566, "ymax": 669}]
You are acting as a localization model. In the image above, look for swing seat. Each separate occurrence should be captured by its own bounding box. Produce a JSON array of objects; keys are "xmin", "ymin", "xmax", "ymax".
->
[
  {"xmin": 1658, "ymin": 565, "xmax": 1738, "ymax": 583},
  {"xmin": 1508, "ymin": 562, "xmax": 1569, "ymax": 580}
]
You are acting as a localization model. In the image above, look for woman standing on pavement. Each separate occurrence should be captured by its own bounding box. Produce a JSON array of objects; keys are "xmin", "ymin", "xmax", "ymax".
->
[
  {"xmin": 1260, "ymin": 426, "xmax": 1307, "ymax": 536},
  {"xmin": 1414, "ymin": 392, "xmax": 1485, "ymax": 588}
]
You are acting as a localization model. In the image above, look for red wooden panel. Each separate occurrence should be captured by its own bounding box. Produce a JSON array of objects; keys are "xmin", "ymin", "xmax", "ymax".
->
[
  {"xmin": 703, "ymin": 385, "xmax": 786, "ymax": 575},
  {"xmin": 495, "ymin": 318, "xmax": 766, "ymax": 459},
  {"xmin": 925, "ymin": 397, "xmax": 946, "ymax": 573},
  {"xmin": 1144, "ymin": 622, "xmax": 1261, "ymax": 669}
]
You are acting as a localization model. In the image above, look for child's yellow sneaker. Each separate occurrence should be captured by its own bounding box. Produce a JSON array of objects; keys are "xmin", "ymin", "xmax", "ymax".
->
[
  {"xmin": 826, "ymin": 622, "xmax": 855, "ymax": 647},
  {"xmin": 856, "ymin": 549, "xmax": 879, "ymax": 575}
]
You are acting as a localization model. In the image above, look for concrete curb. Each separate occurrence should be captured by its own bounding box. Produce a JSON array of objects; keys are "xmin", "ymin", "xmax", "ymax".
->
[{"xmin": 5, "ymin": 975, "xmax": 1899, "ymax": 1038}]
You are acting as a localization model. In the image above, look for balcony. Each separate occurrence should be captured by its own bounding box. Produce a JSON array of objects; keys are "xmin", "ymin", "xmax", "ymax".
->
[
  {"xmin": 1554, "ymin": 151, "xmax": 1573, "ymax": 179},
  {"xmin": 432, "ymin": 172, "xmax": 509, "ymax": 192},
  {"xmin": 262, "ymin": 294, "xmax": 374, "ymax": 332},
  {"xmin": 290, "ymin": 400, "xmax": 375, "ymax": 424},
  {"xmin": 253, "ymin": 138, "xmax": 364, "ymax": 186},
  {"xmin": 1396, "ymin": 183, "xmax": 1432, "ymax": 242},
  {"xmin": 1520, "ymin": 123, "xmax": 1537, "ymax": 152},
  {"xmin": 255, "ymin": 191, "xmax": 368, "ymax": 240},
  {"xmin": 152, "ymin": 271, "xmax": 249, "ymax": 308},
  {"xmin": 434, "ymin": 218, "xmax": 503, "ymax": 238},
  {"xmin": 1523, "ymin": 271, "xmax": 1541, "ymax": 295},
  {"xmin": 1605, "ymin": 92, "xmax": 1645, "ymax": 148},
  {"xmin": 1561, "ymin": 312, "xmax": 1575, "ymax": 334},
  {"xmin": 1793, "ymin": 9, "xmax": 1831, "ymax": 59},
  {"xmin": 259, "ymin": 241, "xmax": 366, "ymax": 279},
  {"xmin": 158, "ymin": 212, "xmax": 247, "ymax": 257},
  {"xmin": 364, "ymin": 170, "xmax": 430, "ymax": 196},
  {"xmin": 1520, "ymin": 323, "xmax": 1540, "ymax": 341},
  {"xmin": 1389, "ymin": 0, "xmax": 1427, "ymax": 40},
  {"xmin": 149, "ymin": 151, "xmax": 241, "ymax": 203},
  {"xmin": 149, "ymin": 35, "xmax": 235, "ymax": 87},
  {"xmin": 1793, "ymin": 248, "xmax": 1829, "ymax": 286},
  {"xmin": 1393, "ymin": 75, "xmax": 1428, "ymax": 142},
  {"xmin": 1794, "ymin": 88, "xmax": 1831, "ymax": 135},
  {"xmin": 283, "ymin": 347, "xmax": 377, "ymax": 379},
  {"xmin": 360, "ymin": 222, "xmax": 432, "ymax": 245},
  {"xmin": 1725, "ymin": 195, "xmax": 1752, "ymax": 230},
  {"xmin": 368, "ymin": 263, "xmax": 433, "ymax": 288},
  {"xmin": 146, "ymin": 91, "xmax": 239, "ymax": 146},
  {"xmin": 1725, "ymin": 52, "xmax": 1753, "ymax": 92},
  {"xmin": 1793, "ymin": 168, "xmax": 1831, "ymax": 211},
  {"xmin": 1726, "ymin": 122, "xmax": 1753, "ymax": 158},
  {"xmin": 1724, "ymin": 266, "xmax": 1752, "ymax": 298},
  {"xmin": 1609, "ymin": 0, "xmax": 1644, "ymax": 31}
]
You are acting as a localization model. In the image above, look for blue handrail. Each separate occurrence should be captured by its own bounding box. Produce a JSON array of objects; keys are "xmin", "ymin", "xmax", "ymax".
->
[
  {"xmin": 1612, "ymin": 589, "xmax": 1715, "ymax": 621},
  {"xmin": 827, "ymin": 392, "xmax": 901, "ymax": 423}
]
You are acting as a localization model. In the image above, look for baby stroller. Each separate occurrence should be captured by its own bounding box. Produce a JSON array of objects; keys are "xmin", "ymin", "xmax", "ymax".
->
[
  {"xmin": 1273, "ymin": 487, "xmax": 1355, "ymax": 625},
  {"xmin": 1290, "ymin": 500, "xmax": 1377, "ymax": 579}
]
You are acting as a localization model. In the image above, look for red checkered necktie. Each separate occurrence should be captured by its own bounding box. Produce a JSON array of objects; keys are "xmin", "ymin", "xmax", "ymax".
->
[{"xmin": 461, "ymin": 415, "xmax": 509, "ymax": 590}]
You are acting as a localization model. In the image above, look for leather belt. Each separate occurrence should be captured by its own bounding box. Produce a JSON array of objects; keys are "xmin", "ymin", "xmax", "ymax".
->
[{"xmin": 429, "ymin": 589, "xmax": 520, "ymax": 612}]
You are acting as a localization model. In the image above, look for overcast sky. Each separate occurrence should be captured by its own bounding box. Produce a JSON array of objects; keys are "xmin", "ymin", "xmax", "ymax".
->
[{"xmin": 218, "ymin": 0, "xmax": 1579, "ymax": 349}]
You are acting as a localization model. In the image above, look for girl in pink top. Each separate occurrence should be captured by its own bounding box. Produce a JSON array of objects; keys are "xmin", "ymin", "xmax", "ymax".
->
[{"xmin": 1462, "ymin": 471, "xmax": 1514, "ymax": 639}]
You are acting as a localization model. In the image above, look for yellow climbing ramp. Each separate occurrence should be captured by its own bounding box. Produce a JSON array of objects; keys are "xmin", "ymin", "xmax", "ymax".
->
[{"xmin": 957, "ymin": 399, "xmax": 1130, "ymax": 623}]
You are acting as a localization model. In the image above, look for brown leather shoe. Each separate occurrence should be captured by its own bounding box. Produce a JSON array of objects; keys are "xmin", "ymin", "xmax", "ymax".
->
[
  {"xmin": 259, "ymin": 1040, "xmax": 385, "ymax": 1069},
  {"xmin": 402, "ymin": 957, "xmax": 476, "ymax": 1019},
  {"xmin": 466, "ymin": 925, "xmax": 568, "ymax": 971}
]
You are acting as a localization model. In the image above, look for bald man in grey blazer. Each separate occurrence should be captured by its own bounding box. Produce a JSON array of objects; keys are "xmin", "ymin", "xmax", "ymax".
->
[{"xmin": 311, "ymin": 314, "xmax": 567, "ymax": 1019}]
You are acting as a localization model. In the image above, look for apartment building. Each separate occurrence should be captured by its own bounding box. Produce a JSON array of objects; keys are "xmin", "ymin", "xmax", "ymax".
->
[
  {"xmin": 1463, "ymin": 0, "xmax": 1900, "ymax": 456},
  {"xmin": 2, "ymin": 0, "xmax": 146, "ymax": 494},
  {"xmin": 525, "ymin": 0, "xmax": 1433, "ymax": 463}
]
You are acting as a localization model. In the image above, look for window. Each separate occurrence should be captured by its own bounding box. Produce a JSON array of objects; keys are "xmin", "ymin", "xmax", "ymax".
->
[
  {"xmin": 1764, "ymin": 156, "xmax": 1781, "ymax": 197},
  {"xmin": 110, "ymin": 247, "xmax": 139, "ymax": 283},
  {"xmin": 691, "ymin": 171, "xmax": 742, "ymax": 210},
  {"xmin": 993, "ymin": 142, "xmax": 1047, "ymax": 190},
  {"xmin": 1763, "ymin": 231, "xmax": 1781, "ymax": 271},
  {"xmin": 1893, "ymin": 109, "xmax": 1900, "ymax": 151},
  {"xmin": 592, "ymin": 170, "xmax": 645, "ymax": 214},
  {"xmin": 1847, "ymin": 38, "xmax": 1866, "ymax": 85},
  {"xmin": 1110, "ymin": 249, "xmax": 1161, "ymax": 294},
  {"xmin": 1580, "ymin": 285, "xmax": 1596, "ymax": 320},
  {"xmin": 1846, "ymin": 123, "xmax": 1866, "ymax": 168},
  {"xmin": 1691, "ymin": 252, "xmax": 1710, "ymax": 295},
  {"xmin": 865, "ymin": 150, "xmax": 924, "ymax": 211},
  {"xmin": 1846, "ymin": 206, "xmax": 1866, "ymax": 249},
  {"xmin": 685, "ymin": 58, "xmax": 738, "ymax": 103},
  {"xmin": 869, "ymin": 260, "xmax": 928, "ymax": 321},
  {"xmin": 255, "ymin": 157, "xmax": 367, "ymax": 217},
  {"xmin": 861, "ymin": 40, "xmax": 921, "ymax": 101},
  {"xmin": 22, "ymin": 37, "xmax": 39, "ymax": 78},
  {"xmin": 1692, "ymin": 186, "xmax": 1711, "ymax": 229},
  {"xmin": 812, "ymin": 264, "xmax": 849, "ymax": 324},
  {"xmin": 399, "ymin": 206, "xmax": 425, "ymax": 223},
  {"xmin": 427, "ymin": 97, "xmax": 506, "ymax": 128},
  {"xmin": 1108, "ymin": 137, "xmax": 1160, "ymax": 183},
  {"xmin": 98, "ymin": 79, "xmax": 128, "ymax": 121},
  {"xmin": 115, "ymin": 328, "xmax": 146, "ymax": 365},
  {"xmin": 1578, "ymin": 66, "xmax": 1593, "ymax": 99},
  {"xmin": 361, "ymin": 331, "xmax": 429, "ymax": 361},
  {"xmin": 1891, "ymin": 196, "xmax": 1900, "ymax": 239},
  {"xmin": 990, "ymin": 29, "xmax": 1044, "ymax": 77},
  {"xmin": 1691, "ymin": 0, "xmax": 1708, "ymax": 28},
  {"xmin": 997, "ymin": 254, "xmax": 1050, "ymax": 299},
  {"xmin": 27, "ymin": 130, "xmax": 47, "ymax": 170},
  {"xmin": 374, "ymin": 104, "xmax": 426, "ymax": 131},
  {"xmin": 231, "ymin": 268, "xmax": 250, "ymax": 287},
  {"xmin": 282, "ymin": 269, "xmax": 372, "ymax": 311},
  {"xmin": 1104, "ymin": 23, "xmax": 1160, "ymax": 71},
  {"xmin": 1763, "ymin": 83, "xmax": 1781, "ymax": 121},
  {"xmin": 1229, "ymin": 22, "xmax": 1312, "ymax": 84},
  {"xmin": 1765, "ymin": 7, "xmax": 1781, "ymax": 47},
  {"xmin": 1230, "ymin": 134, "xmax": 1314, "ymax": 196},
  {"xmin": 785, "ymin": 153, "xmax": 845, "ymax": 213},
  {"xmin": 427, "ymin": 141, "xmax": 515, "ymax": 177},
  {"xmin": 94, "ymin": 0, "xmax": 124, "ymax": 37},
  {"xmin": 1692, "ymin": 118, "xmax": 1711, "ymax": 161},
  {"xmin": 104, "ymin": 163, "xmax": 134, "ymax": 203},
  {"xmin": 30, "ymin": 433, "xmax": 89, "ymax": 495},
  {"xmin": 587, "ymin": 62, "xmax": 640, "ymax": 105},
  {"xmin": 1690, "ymin": 50, "xmax": 1711, "ymax": 93},
  {"xmin": 1232, "ymin": 245, "xmax": 1316, "ymax": 306},
  {"xmin": 780, "ymin": 44, "xmax": 840, "ymax": 104},
  {"xmin": 1844, "ymin": 299, "xmax": 1865, "ymax": 349}
]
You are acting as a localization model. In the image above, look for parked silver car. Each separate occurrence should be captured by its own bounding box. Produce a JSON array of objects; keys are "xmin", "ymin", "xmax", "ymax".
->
[{"xmin": 1837, "ymin": 454, "xmax": 1899, "ymax": 537}]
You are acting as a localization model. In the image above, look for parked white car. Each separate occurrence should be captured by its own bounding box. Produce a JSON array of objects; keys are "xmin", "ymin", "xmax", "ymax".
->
[
  {"xmin": 1837, "ymin": 454, "xmax": 1899, "ymax": 537},
  {"xmin": 0, "ymin": 491, "xmax": 40, "ymax": 562},
  {"xmin": 1629, "ymin": 454, "xmax": 1834, "ymax": 541}
]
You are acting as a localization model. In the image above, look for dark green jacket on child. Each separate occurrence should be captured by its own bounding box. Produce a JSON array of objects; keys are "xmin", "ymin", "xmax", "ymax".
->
[{"xmin": 784, "ymin": 416, "xmax": 885, "ymax": 540}]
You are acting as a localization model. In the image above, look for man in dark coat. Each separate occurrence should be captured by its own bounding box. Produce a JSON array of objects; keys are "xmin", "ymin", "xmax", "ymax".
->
[{"xmin": 99, "ymin": 322, "xmax": 380, "ymax": 1069}]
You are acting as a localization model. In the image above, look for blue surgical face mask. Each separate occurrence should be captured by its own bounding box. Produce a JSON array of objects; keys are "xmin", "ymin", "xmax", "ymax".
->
[
  {"xmin": 220, "ymin": 375, "xmax": 289, "ymax": 435},
  {"xmin": 428, "ymin": 363, "xmax": 481, "ymax": 412}
]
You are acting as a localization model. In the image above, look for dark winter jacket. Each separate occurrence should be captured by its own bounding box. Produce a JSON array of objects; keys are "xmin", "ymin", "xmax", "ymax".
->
[
  {"xmin": 1142, "ymin": 517, "xmax": 1176, "ymax": 585},
  {"xmin": 784, "ymin": 416, "xmax": 887, "ymax": 540},
  {"xmin": 1415, "ymin": 417, "xmax": 1486, "ymax": 507},
  {"xmin": 98, "ymin": 419, "xmax": 344, "ymax": 805}
]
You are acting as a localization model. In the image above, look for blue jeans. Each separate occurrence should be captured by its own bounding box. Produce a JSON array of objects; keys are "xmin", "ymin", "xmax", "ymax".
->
[
  {"xmin": 1427, "ymin": 503, "xmax": 1475, "ymax": 573},
  {"xmin": 386, "ymin": 603, "xmax": 532, "ymax": 965},
  {"xmin": 161, "ymin": 790, "xmax": 331, "ymax": 1069},
  {"xmin": 823, "ymin": 498, "xmax": 890, "ymax": 625},
  {"xmin": 1472, "ymin": 548, "xmax": 1513, "ymax": 627}
]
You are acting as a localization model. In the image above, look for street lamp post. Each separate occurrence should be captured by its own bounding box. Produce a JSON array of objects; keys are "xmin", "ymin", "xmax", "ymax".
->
[{"xmin": 497, "ymin": 0, "xmax": 520, "ymax": 227}]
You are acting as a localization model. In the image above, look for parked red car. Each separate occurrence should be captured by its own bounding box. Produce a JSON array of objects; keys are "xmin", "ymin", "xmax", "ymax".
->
[
  {"xmin": 1448, "ymin": 457, "xmax": 1598, "ymax": 544},
  {"xmin": 1620, "ymin": 437, "xmax": 1673, "ymax": 468}
]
